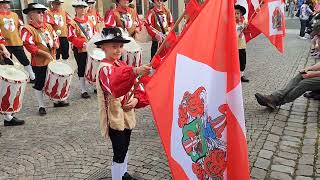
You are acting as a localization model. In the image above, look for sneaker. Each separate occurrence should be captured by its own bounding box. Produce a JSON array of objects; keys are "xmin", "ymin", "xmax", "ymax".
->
[
  {"xmin": 81, "ymin": 92, "xmax": 91, "ymax": 99},
  {"xmin": 122, "ymin": 172, "xmax": 137, "ymax": 180},
  {"xmin": 255, "ymin": 93, "xmax": 277, "ymax": 110},
  {"xmin": 38, "ymin": 107, "xmax": 47, "ymax": 116},
  {"xmin": 299, "ymin": 36, "xmax": 308, "ymax": 40},
  {"xmin": 241, "ymin": 76, "xmax": 250, "ymax": 82},
  {"xmin": 53, "ymin": 101, "xmax": 70, "ymax": 108},
  {"xmin": 4, "ymin": 117, "xmax": 25, "ymax": 126},
  {"xmin": 94, "ymin": 89, "xmax": 97, "ymax": 94}
]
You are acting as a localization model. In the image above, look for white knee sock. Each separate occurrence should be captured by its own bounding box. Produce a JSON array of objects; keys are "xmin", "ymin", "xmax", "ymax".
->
[
  {"xmin": 241, "ymin": 71, "xmax": 244, "ymax": 77},
  {"xmin": 123, "ymin": 153, "xmax": 128, "ymax": 174},
  {"xmin": 34, "ymin": 90, "xmax": 45, "ymax": 108},
  {"xmin": 79, "ymin": 77, "xmax": 87, "ymax": 93},
  {"xmin": 24, "ymin": 65, "xmax": 35, "ymax": 80},
  {"xmin": 4, "ymin": 113, "xmax": 13, "ymax": 121},
  {"xmin": 112, "ymin": 161, "xmax": 124, "ymax": 180}
]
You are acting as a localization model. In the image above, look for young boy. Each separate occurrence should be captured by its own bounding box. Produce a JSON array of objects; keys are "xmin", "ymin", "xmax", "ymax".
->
[
  {"xmin": 68, "ymin": 0, "xmax": 96, "ymax": 99},
  {"xmin": 95, "ymin": 27, "xmax": 151, "ymax": 180},
  {"xmin": 235, "ymin": 4, "xmax": 249, "ymax": 82}
]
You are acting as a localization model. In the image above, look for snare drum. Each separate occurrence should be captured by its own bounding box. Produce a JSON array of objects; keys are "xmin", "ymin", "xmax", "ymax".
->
[
  {"xmin": 44, "ymin": 61, "xmax": 73, "ymax": 101},
  {"xmin": 0, "ymin": 65, "xmax": 28, "ymax": 113},
  {"xmin": 85, "ymin": 48, "xmax": 105, "ymax": 85},
  {"xmin": 123, "ymin": 37, "xmax": 142, "ymax": 67}
]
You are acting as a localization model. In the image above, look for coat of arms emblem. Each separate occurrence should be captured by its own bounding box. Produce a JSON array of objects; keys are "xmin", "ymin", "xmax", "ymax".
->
[
  {"xmin": 3, "ymin": 18, "xmax": 15, "ymax": 32},
  {"xmin": 121, "ymin": 13, "xmax": 133, "ymax": 29},
  {"xmin": 178, "ymin": 86, "xmax": 227, "ymax": 179},
  {"xmin": 272, "ymin": 7, "xmax": 282, "ymax": 31},
  {"xmin": 54, "ymin": 15, "xmax": 64, "ymax": 27}
]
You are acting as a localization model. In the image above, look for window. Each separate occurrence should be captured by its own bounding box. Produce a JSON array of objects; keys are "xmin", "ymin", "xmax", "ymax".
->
[{"xmin": 10, "ymin": 0, "xmax": 22, "ymax": 20}]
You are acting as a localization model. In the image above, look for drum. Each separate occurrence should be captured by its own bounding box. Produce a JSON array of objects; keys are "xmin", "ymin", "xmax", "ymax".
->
[
  {"xmin": 44, "ymin": 61, "xmax": 73, "ymax": 101},
  {"xmin": 123, "ymin": 36, "xmax": 143, "ymax": 67},
  {"xmin": 85, "ymin": 48, "xmax": 105, "ymax": 85},
  {"xmin": 0, "ymin": 65, "xmax": 28, "ymax": 113}
]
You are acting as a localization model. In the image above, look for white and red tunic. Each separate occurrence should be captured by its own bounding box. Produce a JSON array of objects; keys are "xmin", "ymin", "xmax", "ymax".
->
[
  {"xmin": 145, "ymin": 6, "xmax": 174, "ymax": 41},
  {"xmin": 96, "ymin": 59, "xmax": 148, "ymax": 138}
]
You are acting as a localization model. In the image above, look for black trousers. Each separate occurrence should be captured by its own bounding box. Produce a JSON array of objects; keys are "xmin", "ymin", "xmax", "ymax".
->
[
  {"xmin": 32, "ymin": 66, "xmax": 47, "ymax": 91},
  {"xmin": 0, "ymin": 57, "xmax": 14, "ymax": 65},
  {"xmin": 239, "ymin": 49, "xmax": 246, "ymax": 72},
  {"xmin": 151, "ymin": 40, "xmax": 159, "ymax": 59},
  {"xmin": 56, "ymin": 37, "xmax": 70, "ymax": 60},
  {"xmin": 73, "ymin": 49, "xmax": 87, "ymax": 77},
  {"xmin": 6, "ymin": 46, "xmax": 30, "ymax": 66},
  {"xmin": 109, "ymin": 128, "xmax": 132, "ymax": 163},
  {"xmin": 300, "ymin": 19, "xmax": 308, "ymax": 37}
]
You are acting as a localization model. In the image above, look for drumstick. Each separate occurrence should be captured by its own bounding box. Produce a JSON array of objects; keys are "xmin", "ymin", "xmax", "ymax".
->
[{"xmin": 124, "ymin": 10, "xmax": 187, "ymax": 104}]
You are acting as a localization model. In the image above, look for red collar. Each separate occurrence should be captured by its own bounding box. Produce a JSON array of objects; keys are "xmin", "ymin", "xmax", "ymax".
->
[
  {"xmin": 153, "ymin": 6, "xmax": 165, "ymax": 13},
  {"xmin": 102, "ymin": 58, "xmax": 121, "ymax": 66},
  {"xmin": 29, "ymin": 20, "xmax": 46, "ymax": 29},
  {"xmin": 116, "ymin": 6, "xmax": 130, "ymax": 13},
  {"xmin": 0, "ymin": 10, "xmax": 11, "ymax": 15},
  {"xmin": 50, "ymin": 8, "xmax": 62, "ymax": 13},
  {"xmin": 74, "ymin": 16, "xmax": 88, "ymax": 23}
]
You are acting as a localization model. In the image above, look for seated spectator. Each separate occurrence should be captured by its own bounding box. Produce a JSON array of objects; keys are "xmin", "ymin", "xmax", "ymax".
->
[{"xmin": 255, "ymin": 62, "xmax": 320, "ymax": 110}]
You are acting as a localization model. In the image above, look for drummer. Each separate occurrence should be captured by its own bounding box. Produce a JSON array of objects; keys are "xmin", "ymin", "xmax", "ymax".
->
[
  {"xmin": 86, "ymin": 0, "xmax": 103, "ymax": 31},
  {"xmin": 110, "ymin": 0, "xmax": 140, "ymax": 38},
  {"xmin": 68, "ymin": 0, "xmax": 96, "ymax": 99},
  {"xmin": 145, "ymin": 0, "xmax": 174, "ymax": 58},
  {"xmin": 21, "ymin": 3, "xmax": 69, "ymax": 116},
  {"xmin": 47, "ymin": 0, "xmax": 73, "ymax": 61},
  {"xmin": 0, "ymin": 0, "xmax": 35, "ymax": 80},
  {"xmin": 0, "ymin": 29, "xmax": 24, "ymax": 128}
]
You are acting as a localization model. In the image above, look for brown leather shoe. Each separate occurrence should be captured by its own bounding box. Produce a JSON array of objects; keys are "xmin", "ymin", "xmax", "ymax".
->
[{"xmin": 255, "ymin": 93, "xmax": 277, "ymax": 110}]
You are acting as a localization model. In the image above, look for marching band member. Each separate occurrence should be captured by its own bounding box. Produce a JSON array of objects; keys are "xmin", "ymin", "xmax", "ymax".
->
[
  {"xmin": 105, "ymin": 3, "xmax": 116, "ymax": 28},
  {"xmin": 107, "ymin": 0, "xmax": 140, "ymax": 37},
  {"xmin": 0, "ymin": 0, "xmax": 35, "ymax": 80},
  {"xmin": 145, "ymin": 0, "xmax": 174, "ymax": 58},
  {"xmin": 47, "ymin": 0, "xmax": 73, "ymax": 61},
  {"xmin": 86, "ymin": 0, "xmax": 103, "ymax": 31},
  {"xmin": 68, "ymin": 0, "xmax": 96, "ymax": 99},
  {"xmin": 95, "ymin": 27, "xmax": 150, "ymax": 180},
  {"xmin": 235, "ymin": 4, "xmax": 250, "ymax": 82},
  {"xmin": 0, "ymin": 28, "xmax": 24, "ymax": 127},
  {"xmin": 21, "ymin": 3, "xmax": 67, "ymax": 116}
]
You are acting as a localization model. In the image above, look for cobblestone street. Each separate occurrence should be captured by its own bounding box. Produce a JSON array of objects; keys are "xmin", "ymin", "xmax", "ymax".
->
[{"xmin": 0, "ymin": 18, "xmax": 319, "ymax": 179}]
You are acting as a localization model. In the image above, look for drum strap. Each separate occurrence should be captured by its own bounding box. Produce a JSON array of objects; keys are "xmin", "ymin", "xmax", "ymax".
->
[
  {"xmin": 75, "ymin": 21, "xmax": 89, "ymax": 40},
  {"xmin": 153, "ymin": 10, "xmax": 166, "ymax": 35}
]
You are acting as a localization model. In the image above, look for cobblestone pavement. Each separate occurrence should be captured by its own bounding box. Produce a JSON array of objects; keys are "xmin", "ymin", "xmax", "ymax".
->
[{"xmin": 0, "ymin": 25, "xmax": 318, "ymax": 179}]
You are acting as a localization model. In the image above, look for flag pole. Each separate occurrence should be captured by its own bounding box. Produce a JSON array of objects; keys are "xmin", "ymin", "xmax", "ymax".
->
[{"xmin": 124, "ymin": 10, "xmax": 187, "ymax": 104}]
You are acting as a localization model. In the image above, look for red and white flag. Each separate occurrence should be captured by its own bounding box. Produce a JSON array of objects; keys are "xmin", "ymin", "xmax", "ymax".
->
[
  {"xmin": 236, "ymin": 0, "xmax": 262, "ymax": 42},
  {"xmin": 251, "ymin": 0, "xmax": 286, "ymax": 53},
  {"xmin": 146, "ymin": 0, "xmax": 250, "ymax": 179}
]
